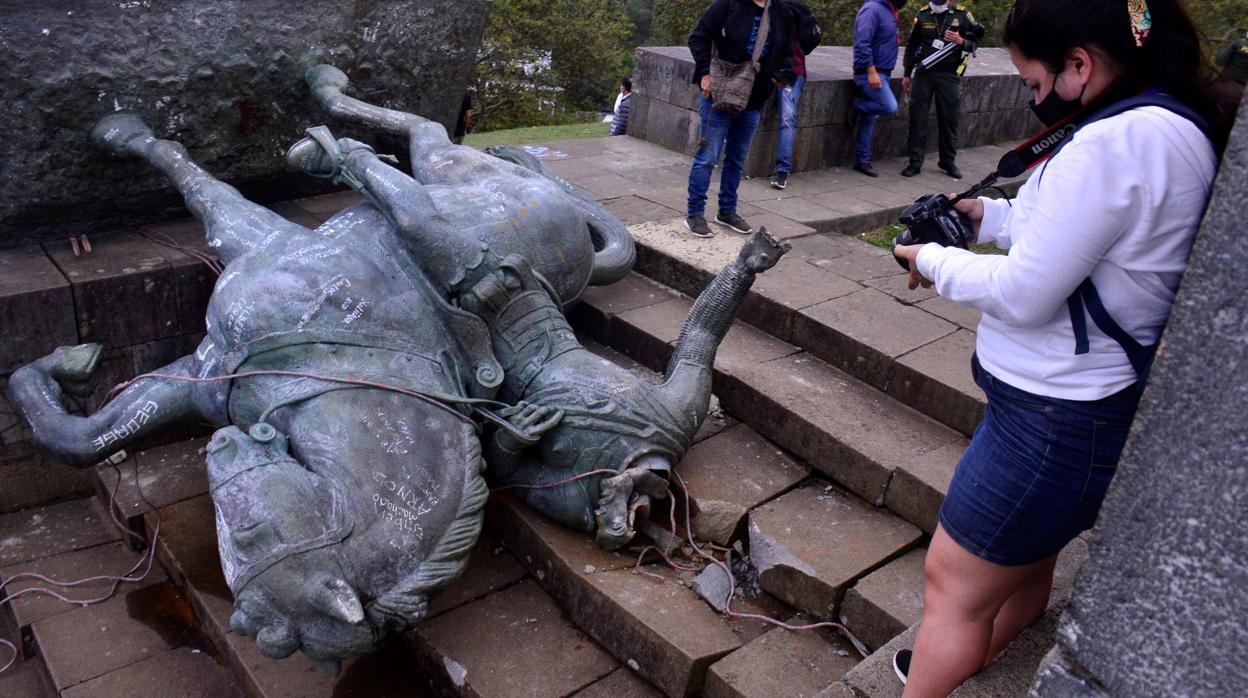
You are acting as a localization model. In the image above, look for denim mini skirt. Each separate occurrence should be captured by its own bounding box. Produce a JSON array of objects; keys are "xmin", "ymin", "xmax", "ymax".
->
[{"xmin": 938, "ymin": 355, "xmax": 1140, "ymax": 566}]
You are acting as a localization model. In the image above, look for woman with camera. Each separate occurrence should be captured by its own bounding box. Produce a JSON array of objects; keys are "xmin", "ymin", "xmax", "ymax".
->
[{"xmin": 890, "ymin": 0, "xmax": 1237, "ymax": 694}]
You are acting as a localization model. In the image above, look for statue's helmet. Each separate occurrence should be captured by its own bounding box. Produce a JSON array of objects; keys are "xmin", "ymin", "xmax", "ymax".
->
[{"xmin": 206, "ymin": 424, "xmax": 374, "ymax": 669}]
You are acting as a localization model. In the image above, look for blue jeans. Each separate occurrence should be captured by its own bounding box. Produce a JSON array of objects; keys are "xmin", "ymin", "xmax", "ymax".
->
[
  {"xmin": 774, "ymin": 76, "xmax": 805, "ymax": 175},
  {"xmin": 687, "ymin": 96, "xmax": 761, "ymax": 218},
  {"xmin": 852, "ymin": 71, "xmax": 898, "ymax": 166},
  {"xmin": 939, "ymin": 355, "xmax": 1139, "ymax": 566}
]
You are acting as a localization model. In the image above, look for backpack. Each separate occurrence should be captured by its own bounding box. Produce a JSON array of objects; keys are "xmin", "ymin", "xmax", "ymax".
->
[{"xmin": 784, "ymin": 0, "xmax": 822, "ymax": 55}]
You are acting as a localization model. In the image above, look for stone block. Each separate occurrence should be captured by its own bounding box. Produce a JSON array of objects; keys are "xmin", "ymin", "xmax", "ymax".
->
[
  {"xmin": 601, "ymin": 195, "xmax": 685, "ymax": 226},
  {"xmin": 574, "ymin": 667, "xmax": 664, "ymax": 697},
  {"xmin": 562, "ymin": 567, "xmax": 743, "ymax": 698},
  {"xmin": 0, "ymin": 245, "xmax": 75, "ymax": 374},
  {"xmin": 427, "ymin": 534, "xmax": 527, "ymax": 618},
  {"xmin": 801, "ymin": 244, "xmax": 899, "ymax": 280},
  {"xmin": 882, "ymin": 441, "xmax": 965, "ymax": 534},
  {"xmin": 485, "ymin": 491, "xmax": 637, "ymax": 581},
  {"xmin": 862, "ymin": 272, "xmax": 938, "ymax": 305},
  {"xmin": 31, "ymin": 581, "xmax": 203, "ymax": 692},
  {"xmin": 839, "ymin": 549, "xmax": 926, "ymax": 652},
  {"xmin": 0, "ymin": 497, "xmax": 120, "ymax": 568},
  {"xmin": 629, "ymin": 94, "xmax": 652, "ymax": 141},
  {"xmin": 1, "ymin": 1, "xmax": 489, "ymax": 245},
  {"xmin": 842, "ymin": 623, "xmax": 916, "ymax": 698},
  {"xmin": 289, "ymin": 190, "xmax": 366, "ymax": 223},
  {"xmin": 676, "ymin": 424, "xmax": 809, "ymax": 545},
  {"xmin": 949, "ymin": 608, "xmax": 1063, "ymax": 698},
  {"xmin": 572, "ymin": 274, "xmax": 679, "ymax": 345},
  {"xmin": 0, "ymin": 640, "xmax": 50, "ymax": 698},
  {"xmin": 143, "ymin": 494, "xmax": 223, "ymax": 594},
  {"xmin": 739, "ymin": 254, "xmax": 861, "ymax": 341},
  {"xmin": 633, "ymin": 50, "xmax": 678, "ymax": 105},
  {"xmin": 0, "ymin": 441, "xmax": 97, "ymax": 515},
  {"xmin": 890, "ymin": 330, "xmax": 985, "ymax": 437},
  {"xmin": 748, "ymin": 483, "xmax": 922, "ymax": 620},
  {"xmin": 44, "ymin": 230, "xmax": 182, "ymax": 348},
  {"xmin": 611, "ymin": 298, "xmax": 687, "ymax": 372},
  {"xmin": 704, "ymin": 619, "xmax": 860, "ymax": 698},
  {"xmin": 794, "ymin": 288, "xmax": 957, "ymax": 390},
  {"xmin": 720, "ymin": 353, "xmax": 964, "ymax": 504},
  {"xmin": 749, "ymin": 197, "xmax": 844, "ymax": 228},
  {"xmin": 60, "ymin": 647, "xmax": 243, "ymax": 698},
  {"xmin": 0, "ymin": 541, "xmax": 167, "ymax": 633},
  {"xmin": 644, "ymin": 100, "xmax": 697, "ymax": 156},
  {"xmin": 413, "ymin": 580, "xmax": 618, "ymax": 698},
  {"xmin": 94, "ymin": 437, "xmax": 210, "ymax": 538},
  {"xmin": 916, "ymin": 295, "xmax": 982, "ymax": 332},
  {"xmin": 130, "ymin": 332, "xmax": 207, "ymax": 375}
]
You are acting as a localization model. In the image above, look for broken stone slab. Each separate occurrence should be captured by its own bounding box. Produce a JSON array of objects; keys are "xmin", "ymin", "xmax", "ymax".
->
[
  {"xmin": 703, "ymin": 616, "xmax": 861, "ymax": 698},
  {"xmin": 691, "ymin": 563, "xmax": 734, "ymax": 613},
  {"xmin": 60, "ymin": 647, "xmax": 244, "ymax": 698},
  {"xmin": 574, "ymin": 666, "xmax": 665, "ymax": 697},
  {"xmin": 0, "ymin": 497, "xmax": 121, "ymax": 568},
  {"xmin": 0, "ymin": 540, "xmax": 168, "ymax": 633},
  {"xmin": 881, "ymin": 441, "xmax": 966, "ymax": 534},
  {"xmin": 412, "ymin": 579, "xmax": 619, "ymax": 698},
  {"xmin": 676, "ymin": 424, "xmax": 809, "ymax": 545},
  {"xmin": 839, "ymin": 549, "xmax": 926, "ymax": 652},
  {"xmin": 30, "ymin": 581, "xmax": 205, "ymax": 693},
  {"xmin": 748, "ymin": 483, "xmax": 922, "ymax": 620}
]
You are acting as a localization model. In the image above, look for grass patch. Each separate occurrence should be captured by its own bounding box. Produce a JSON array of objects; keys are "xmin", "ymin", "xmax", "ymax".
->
[
  {"xmin": 464, "ymin": 121, "xmax": 610, "ymax": 149},
  {"xmin": 858, "ymin": 223, "xmax": 1005, "ymax": 255}
]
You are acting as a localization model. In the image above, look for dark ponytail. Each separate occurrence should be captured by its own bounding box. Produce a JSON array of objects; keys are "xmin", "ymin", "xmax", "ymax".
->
[{"xmin": 1003, "ymin": 0, "xmax": 1241, "ymax": 152}]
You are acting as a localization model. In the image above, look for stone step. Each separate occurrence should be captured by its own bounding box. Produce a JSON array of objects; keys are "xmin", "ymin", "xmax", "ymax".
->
[
  {"xmin": 840, "ymin": 537, "xmax": 1091, "ymax": 698},
  {"xmin": 593, "ymin": 218, "xmax": 987, "ymax": 440},
  {"xmin": 838, "ymin": 550, "xmax": 926, "ymax": 653},
  {"xmin": 569, "ymin": 272, "xmax": 968, "ymax": 535},
  {"xmin": 703, "ymin": 615, "xmax": 861, "ymax": 698}
]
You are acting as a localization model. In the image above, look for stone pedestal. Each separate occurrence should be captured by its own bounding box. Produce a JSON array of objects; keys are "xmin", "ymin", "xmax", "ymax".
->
[
  {"xmin": 1029, "ymin": 94, "xmax": 1248, "ymax": 697},
  {"xmin": 0, "ymin": 0, "xmax": 489, "ymax": 246},
  {"xmin": 629, "ymin": 46, "xmax": 1039, "ymax": 177}
]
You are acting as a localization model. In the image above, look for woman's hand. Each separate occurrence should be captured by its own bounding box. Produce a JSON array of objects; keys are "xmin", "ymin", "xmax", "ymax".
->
[
  {"xmin": 701, "ymin": 74, "xmax": 713, "ymax": 97},
  {"xmin": 953, "ymin": 196, "xmax": 984, "ymax": 237},
  {"xmin": 893, "ymin": 244, "xmax": 933, "ymax": 290}
]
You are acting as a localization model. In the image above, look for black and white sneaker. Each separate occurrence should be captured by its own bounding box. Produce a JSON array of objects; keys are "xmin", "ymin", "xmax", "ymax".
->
[
  {"xmin": 715, "ymin": 211, "xmax": 752, "ymax": 234},
  {"xmin": 685, "ymin": 215, "xmax": 713, "ymax": 238},
  {"xmin": 770, "ymin": 171, "xmax": 788, "ymax": 190},
  {"xmin": 893, "ymin": 649, "xmax": 911, "ymax": 685}
]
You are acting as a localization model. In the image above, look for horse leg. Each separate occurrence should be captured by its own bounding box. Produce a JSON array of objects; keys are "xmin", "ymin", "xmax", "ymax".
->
[
  {"xmin": 92, "ymin": 112, "xmax": 311, "ymax": 265},
  {"xmin": 8, "ymin": 344, "xmax": 213, "ymax": 468}
]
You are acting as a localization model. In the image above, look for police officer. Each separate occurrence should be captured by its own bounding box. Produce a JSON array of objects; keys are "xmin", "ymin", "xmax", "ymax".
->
[{"xmin": 901, "ymin": 1, "xmax": 978, "ymax": 179}]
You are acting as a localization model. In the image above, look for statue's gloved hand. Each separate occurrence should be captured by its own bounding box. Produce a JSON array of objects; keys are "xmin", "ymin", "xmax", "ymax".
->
[
  {"xmin": 495, "ymin": 401, "xmax": 563, "ymax": 452},
  {"xmin": 736, "ymin": 227, "xmax": 791, "ymax": 274}
]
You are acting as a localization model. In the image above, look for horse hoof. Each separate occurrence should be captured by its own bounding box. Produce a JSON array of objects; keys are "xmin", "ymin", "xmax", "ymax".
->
[
  {"xmin": 91, "ymin": 112, "xmax": 154, "ymax": 158},
  {"xmin": 307, "ymin": 64, "xmax": 350, "ymax": 96}
]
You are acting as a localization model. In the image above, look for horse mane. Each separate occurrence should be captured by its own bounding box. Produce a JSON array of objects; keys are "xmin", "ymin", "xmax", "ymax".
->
[{"xmin": 367, "ymin": 420, "xmax": 488, "ymax": 629}]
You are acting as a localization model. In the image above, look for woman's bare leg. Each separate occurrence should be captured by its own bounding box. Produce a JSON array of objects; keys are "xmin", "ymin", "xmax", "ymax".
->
[
  {"xmin": 985, "ymin": 555, "xmax": 1056, "ymax": 663},
  {"xmin": 903, "ymin": 525, "xmax": 1055, "ymax": 697}
]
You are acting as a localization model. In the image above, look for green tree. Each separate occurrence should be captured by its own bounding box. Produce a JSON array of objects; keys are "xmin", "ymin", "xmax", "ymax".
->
[{"xmin": 473, "ymin": 0, "xmax": 633, "ymax": 132}]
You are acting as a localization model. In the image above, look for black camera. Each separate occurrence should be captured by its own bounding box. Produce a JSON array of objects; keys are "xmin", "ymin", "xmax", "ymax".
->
[
  {"xmin": 960, "ymin": 21, "xmax": 986, "ymax": 42},
  {"xmin": 891, "ymin": 193, "xmax": 976, "ymax": 271}
]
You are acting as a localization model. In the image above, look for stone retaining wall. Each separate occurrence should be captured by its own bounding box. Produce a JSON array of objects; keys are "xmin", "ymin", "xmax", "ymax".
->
[
  {"xmin": 0, "ymin": 0, "xmax": 488, "ymax": 247},
  {"xmin": 629, "ymin": 46, "xmax": 1039, "ymax": 177}
]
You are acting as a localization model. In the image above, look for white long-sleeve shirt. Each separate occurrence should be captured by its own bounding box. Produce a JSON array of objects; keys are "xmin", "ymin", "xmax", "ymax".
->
[{"xmin": 916, "ymin": 106, "xmax": 1217, "ymax": 400}]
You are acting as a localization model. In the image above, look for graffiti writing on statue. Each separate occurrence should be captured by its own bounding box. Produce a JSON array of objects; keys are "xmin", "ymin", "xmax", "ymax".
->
[{"xmin": 92, "ymin": 400, "xmax": 159, "ymax": 451}]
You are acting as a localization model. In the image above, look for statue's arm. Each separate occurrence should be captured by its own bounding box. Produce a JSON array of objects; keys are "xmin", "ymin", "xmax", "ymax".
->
[{"xmin": 8, "ymin": 343, "xmax": 213, "ymax": 468}]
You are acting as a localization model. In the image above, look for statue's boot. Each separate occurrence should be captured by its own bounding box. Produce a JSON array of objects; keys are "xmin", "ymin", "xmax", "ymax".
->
[
  {"xmin": 92, "ymin": 111, "xmax": 156, "ymax": 158},
  {"xmin": 285, "ymin": 126, "xmax": 375, "ymax": 180}
]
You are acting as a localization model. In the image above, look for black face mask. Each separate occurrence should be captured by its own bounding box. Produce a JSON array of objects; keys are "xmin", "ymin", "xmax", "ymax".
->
[{"xmin": 1030, "ymin": 73, "xmax": 1086, "ymax": 126}]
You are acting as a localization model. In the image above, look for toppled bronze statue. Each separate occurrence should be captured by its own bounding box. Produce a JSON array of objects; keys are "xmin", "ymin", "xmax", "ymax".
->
[{"xmin": 7, "ymin": 65, "xmax": 789, "ymax": 668}]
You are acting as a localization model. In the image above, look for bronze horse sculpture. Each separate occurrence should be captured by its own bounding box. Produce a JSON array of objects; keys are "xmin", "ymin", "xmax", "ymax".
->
[{"xmin": 8, "ymin": 65, "xmax": 789, "ymax": 668}]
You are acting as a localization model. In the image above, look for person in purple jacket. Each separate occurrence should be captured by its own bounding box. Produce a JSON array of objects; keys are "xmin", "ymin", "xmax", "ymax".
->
[{"xmin": 851, "ymin": 0, "xmax": 904, "ymax": 177}]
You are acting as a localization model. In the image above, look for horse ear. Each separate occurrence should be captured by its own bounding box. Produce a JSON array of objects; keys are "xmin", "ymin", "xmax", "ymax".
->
[{"xmin": 312, "ymin": 577, "xmax": 365, "ymax": 625}]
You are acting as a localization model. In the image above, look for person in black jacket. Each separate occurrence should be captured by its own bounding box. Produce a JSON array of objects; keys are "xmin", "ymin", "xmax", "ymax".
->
[{"xmin": 685, "ymin": 0, "xmax": 792, "ymax": 238}]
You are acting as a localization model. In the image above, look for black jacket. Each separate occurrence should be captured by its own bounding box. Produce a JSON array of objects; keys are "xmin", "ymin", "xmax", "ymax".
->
[{"xmin": 689, "ymin": 0, "xmax": 793, "ymax": 112}]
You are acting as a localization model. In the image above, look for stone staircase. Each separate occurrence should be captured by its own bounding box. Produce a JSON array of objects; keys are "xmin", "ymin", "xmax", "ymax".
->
[{"xmin": 0, "ymin": 135, "xmax": 1074, "ymax": 697}]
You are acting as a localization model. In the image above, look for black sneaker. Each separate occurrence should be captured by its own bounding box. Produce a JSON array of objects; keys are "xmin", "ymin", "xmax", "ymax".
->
[
  {"xmin": 893, "ymin": 649, "xmax": 911, "ymax": 685},
  {"xmin": 940, "ymin": 163, "xmax": 963, "ymax": 180},
  {"xmin": 853, "ymin": 162, "xmax": 879, "ymax": 178},
  {"xmin": 685, "ymin": 215, "xmax": 713, "ymax": 238},
  {"xmin": 715, "ymin": 211, "xmax": 752, "ymax": 234},
  {"xmin": 901, "ymin": 164, "xmax": 922, "ymax": 177},
  {"xmin": 771, "ymin": 171, "xmax": 788, "ymax": 190}
]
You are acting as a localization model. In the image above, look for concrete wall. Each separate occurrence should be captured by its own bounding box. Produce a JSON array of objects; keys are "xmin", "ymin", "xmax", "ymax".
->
[
  {"xmin": 1029, "ymin": 93, "xmax": 1248, "ymax": 697},
  {"xmin": 0, "ymin": 0, "xmax": 489, "ymax": 247},
  {"xmin": 629, "ymin": 46, "xmax": 1039, "ymax": 177}
]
